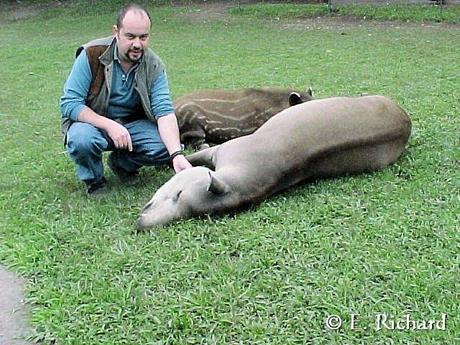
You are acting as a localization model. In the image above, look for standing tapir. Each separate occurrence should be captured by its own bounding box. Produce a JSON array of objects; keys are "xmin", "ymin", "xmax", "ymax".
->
[
  {"xmin": 137, "ymin": 95, "xmax": 411, "ymax": 230},
  {"xmin": 174, "ymin": 87, "xmax": 313, "ymax": 150}
]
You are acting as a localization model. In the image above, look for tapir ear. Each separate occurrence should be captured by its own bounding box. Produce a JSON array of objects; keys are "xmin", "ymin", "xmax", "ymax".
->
[
  {"xmin": 288, "ymin": 92, "xmax": 303, "ymax": 106},
  {"xmin": 207, "ymin": 172, "xmax": 230, "ymax": 195},
  {"xmin": 307, "ymin": 87, "xmax": 313, "ymax": 96}
]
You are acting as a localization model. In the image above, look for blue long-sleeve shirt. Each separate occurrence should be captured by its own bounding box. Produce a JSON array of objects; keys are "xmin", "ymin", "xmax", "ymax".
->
[{"xmin": 60, "ymin": 49, "xmax": 174, "ymax": 122}]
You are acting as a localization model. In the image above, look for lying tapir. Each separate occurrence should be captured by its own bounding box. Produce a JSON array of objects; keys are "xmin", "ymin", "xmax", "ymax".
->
[
  {"xmin": 174, "ymin": 87, "xmax": 313, "ymax": 150},
  {"xmin": 137, "ymin": 95, "xmax": 411, "ymax": 230}
]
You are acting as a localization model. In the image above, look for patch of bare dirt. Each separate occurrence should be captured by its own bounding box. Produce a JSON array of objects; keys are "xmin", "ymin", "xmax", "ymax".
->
[
  {"xmin": 2, "ymin": 0, "xmax": 458, "ymax": 29},
  {"xmin": 0, "ymin": 266, "xmax": 36, "ymax": 345},
  {"xmin": 176, "ymin": 0, "xmax": 240, "ymax": 24},
  {"xmin": 280, "ymin": 15, "xmax": 458, "ymax": 31},
  {"xmin": 0, "ymin": 0, "xmax": 67, "ymax": 25},
  {"xmin": 178, "ymin": 0, "xmax": 459, "ymax": 30}
]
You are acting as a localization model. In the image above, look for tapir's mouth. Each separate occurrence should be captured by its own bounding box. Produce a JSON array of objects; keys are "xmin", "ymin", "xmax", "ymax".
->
[
  {"xmin": 135, "ymin": 209, "xmax": 177, "ymax": 232},
  {"xmin": 135, "ymin": 216, "xmax": 150, "ymax": 232},
  {"xmin": 135, "ymin": 214, "xmax": 165, "ymax": 232}
]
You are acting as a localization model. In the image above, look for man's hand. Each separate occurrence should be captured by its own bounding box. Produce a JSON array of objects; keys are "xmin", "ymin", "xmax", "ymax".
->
[
  {"xmin": 77, "ymin": 107, "xmax": 133, "ymax": 151},
  {"xmin": 105, "ymin": 121, "xmax": 133, "ymax": 151},
  {"xmin": 172, "ymin": 155, "xmax": 192, "ymax": 173}
]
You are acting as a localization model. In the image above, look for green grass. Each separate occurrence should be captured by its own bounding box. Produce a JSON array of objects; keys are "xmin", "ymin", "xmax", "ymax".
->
[
  {"xmin": 230, "ymin": 3, "xmax": 460, "ymax": 24},
  {"xmin": 1, "ymin": 2, "xmax": 459, "ymax": 344}
]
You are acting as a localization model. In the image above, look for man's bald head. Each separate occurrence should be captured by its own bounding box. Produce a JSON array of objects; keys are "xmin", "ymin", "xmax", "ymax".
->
[{"xmin": 116, "ymin": 4, "xmax": 151, "ymax": 29}]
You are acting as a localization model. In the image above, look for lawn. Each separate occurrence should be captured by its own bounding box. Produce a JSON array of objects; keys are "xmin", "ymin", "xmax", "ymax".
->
[{"xmin": 0, "ymin": 2, "xmax": 459, "ymax": 344}]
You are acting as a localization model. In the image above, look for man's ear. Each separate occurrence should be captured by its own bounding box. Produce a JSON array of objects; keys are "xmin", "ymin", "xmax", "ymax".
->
[
  {"xmin": 207, "ymin": 172, "xmax": 230, "ymax": 195},
  {"xmin": 112, "ymin": 25, "xmax": 118, "ymax": 36}
]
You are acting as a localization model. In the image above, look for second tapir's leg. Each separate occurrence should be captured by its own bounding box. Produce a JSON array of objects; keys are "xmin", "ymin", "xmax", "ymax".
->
[
  {"xmin": 181, "ymin": 127, "xmax": 208, "ymax": 150},
  {"xmin": 186, "ymin": 146, "xmax": 219, "ymax": 170}
]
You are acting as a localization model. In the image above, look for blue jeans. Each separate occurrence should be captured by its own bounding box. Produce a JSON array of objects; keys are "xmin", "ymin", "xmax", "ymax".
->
[{"xmin": 66, "ymin": 119, "xmax": 170, "ymax": 184}]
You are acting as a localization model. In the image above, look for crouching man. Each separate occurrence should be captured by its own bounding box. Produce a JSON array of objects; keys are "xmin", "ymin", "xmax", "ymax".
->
[{"xmin": 60, "ymin": 3, "xmax": 191, "ymax": 195}]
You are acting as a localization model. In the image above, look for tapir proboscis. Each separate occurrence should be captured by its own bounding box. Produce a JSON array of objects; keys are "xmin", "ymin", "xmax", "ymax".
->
[
  {"xmin": 174, "ymin": 87, "xmax": 313, "ymax": 150},
  {"xmin": 137, "ymin": 95, "xmax": 411, "ymax": 230}
]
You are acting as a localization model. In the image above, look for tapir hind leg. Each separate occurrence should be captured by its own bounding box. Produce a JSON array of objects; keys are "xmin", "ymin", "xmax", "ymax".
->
[{"xmin": 311, "ymin": 137, "xmax": 408, "ymax": 178}]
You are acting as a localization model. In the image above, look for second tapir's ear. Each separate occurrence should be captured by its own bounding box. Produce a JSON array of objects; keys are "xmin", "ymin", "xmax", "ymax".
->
[
  {"xmin": 289, "ymin": 92, "xmax": 303, "ymax": 106},
  {"xmin": 207, "ymin": 172, "xmax": 230, "ymax": 195},
  {"xmin": 307, "ymin": 87, "xmax": 313, "ymax": 96}
]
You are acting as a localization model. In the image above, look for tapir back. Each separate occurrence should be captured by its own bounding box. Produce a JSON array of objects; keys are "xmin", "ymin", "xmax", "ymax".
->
[{"xmin": 214, "ymin": 95, "xmax": 411, "ymax": 194}]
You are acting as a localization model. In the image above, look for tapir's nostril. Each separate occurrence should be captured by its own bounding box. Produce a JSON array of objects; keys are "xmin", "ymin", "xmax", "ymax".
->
[{"xmin": 135, "ymin": 218, "xmax": 147, "ymax": 232}]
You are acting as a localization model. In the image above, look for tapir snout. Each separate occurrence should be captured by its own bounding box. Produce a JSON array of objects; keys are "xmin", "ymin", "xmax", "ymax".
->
[{"xmin": 136, "ymin": 166, "xmax": 232, "ymax": 230}]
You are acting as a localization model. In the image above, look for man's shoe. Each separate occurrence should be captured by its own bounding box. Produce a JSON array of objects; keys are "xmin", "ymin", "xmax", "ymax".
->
[
  {"xmin": 107, "ymin": 154, "xmax": 139, "ymax": 184},
  {"xmin": 86, "ymin": 177, "xmax": 107, "ymax": 196}
]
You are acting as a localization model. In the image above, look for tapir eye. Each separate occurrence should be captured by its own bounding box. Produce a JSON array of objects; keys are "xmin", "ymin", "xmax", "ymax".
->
[{"xmin": 173, "ymin": 190, "xmax": 182, "ymax": 202}]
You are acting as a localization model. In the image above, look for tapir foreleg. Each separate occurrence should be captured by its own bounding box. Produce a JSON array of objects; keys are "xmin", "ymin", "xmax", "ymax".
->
[{"xmin": 186, "ymin": 146, "xmax": 219, "ymax": 170}]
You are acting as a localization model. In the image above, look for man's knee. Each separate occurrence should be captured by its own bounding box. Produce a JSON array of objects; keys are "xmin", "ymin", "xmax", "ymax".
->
[{"xmin": 67, "ymin": 123, "xmax": 108, "ymax": 156}]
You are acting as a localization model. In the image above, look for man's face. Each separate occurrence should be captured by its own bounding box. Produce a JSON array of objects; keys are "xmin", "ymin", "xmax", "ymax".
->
[{"xmin": 113, "ymin": 10, "xmax": 151, "ymax": 64}]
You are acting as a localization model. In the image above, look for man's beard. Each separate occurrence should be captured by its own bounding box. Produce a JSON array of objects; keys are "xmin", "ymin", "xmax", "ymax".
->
[{"xmin": 127, "ymin": 48, "xmax": 143, "ymax": 62}]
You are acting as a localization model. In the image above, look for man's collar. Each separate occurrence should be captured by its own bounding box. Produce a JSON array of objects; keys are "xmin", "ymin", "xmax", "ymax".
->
[{"xmin": 114, "ymin": 43, "xmax": 120, "ymax": 62}]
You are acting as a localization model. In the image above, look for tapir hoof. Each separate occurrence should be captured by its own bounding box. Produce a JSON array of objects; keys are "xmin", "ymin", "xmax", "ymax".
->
[{"xmin": 198, "ymin": 143, "xmax": 210, "ymax": 150}]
